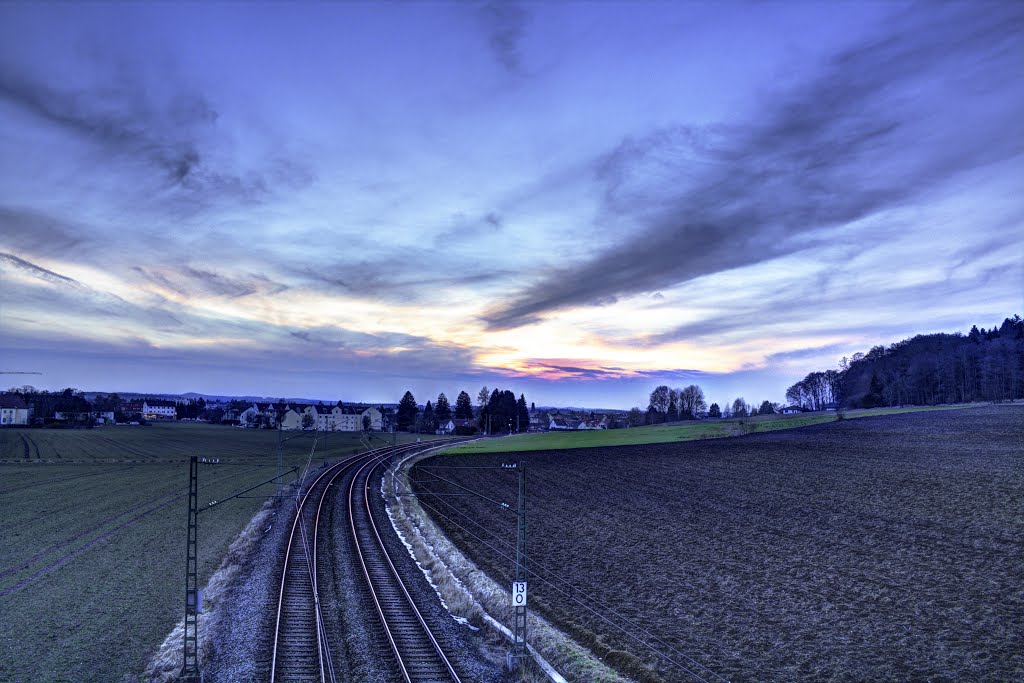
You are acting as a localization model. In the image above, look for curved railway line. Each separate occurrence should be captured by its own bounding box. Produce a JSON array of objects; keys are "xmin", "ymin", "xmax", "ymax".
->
[{"xmin": 269, "ymin": 441, "xmax": 462, "ymax": 683}]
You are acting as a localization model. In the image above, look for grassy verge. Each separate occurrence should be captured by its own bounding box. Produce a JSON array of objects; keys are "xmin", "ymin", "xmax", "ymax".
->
[
  {"xmin": 0, "ymin": 424, "xmax": 440, "ymax": 683},
  {"xmin": 441, "ymin": 404, "xmax": 981, "ymax": 455}
]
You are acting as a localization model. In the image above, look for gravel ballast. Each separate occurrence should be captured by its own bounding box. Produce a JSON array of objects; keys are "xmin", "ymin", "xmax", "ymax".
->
[{"xmin": 195, "ymin": 457, "xmax": 512, "ymax": 682}]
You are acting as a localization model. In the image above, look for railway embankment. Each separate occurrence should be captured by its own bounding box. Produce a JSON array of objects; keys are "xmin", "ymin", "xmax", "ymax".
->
[
  {"xmin": 143, "ymin": 480, "xmax": 295, "ymax": 682},
  {"xmin": 386, "ymin": 446, "xmax": 637, "ymax": 683}
]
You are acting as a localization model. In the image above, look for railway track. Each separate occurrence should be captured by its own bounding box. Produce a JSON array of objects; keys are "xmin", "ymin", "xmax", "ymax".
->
[
  {"xmin": 350, "ymin": 447, "xmax": 463, "ymax": 683},
  {"xmin": 270, "ymin": 441, "xmax": 462, "ymax": 683}
]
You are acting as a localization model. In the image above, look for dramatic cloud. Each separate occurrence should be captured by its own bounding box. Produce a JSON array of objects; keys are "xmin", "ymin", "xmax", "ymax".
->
[
  {"xmin": 1, "ymin": 2, "xmax": 1020, "ymax": 407},
  {"xmin": 482, "ymin": 3, "xmax": 1024, "ymax": 329},
  {"xmin": 0, "ymin": 65, "xmax": 216, "ymax": 186},
  {"xmin": 0, "ymin": 252, "xmax": 80, "ymax": 286},
  {"xmin": 479, "ymin": 2, "xmax": 530, "ymax": 72},
  {"xmin": 0, "ymin": 206, "xmax": 88, "ymax": 255}
]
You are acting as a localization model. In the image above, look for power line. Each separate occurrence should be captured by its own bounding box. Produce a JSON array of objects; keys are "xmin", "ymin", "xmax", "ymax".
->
[
  {"xmin": 410, "ymin": 484, "xmax": 731, "ymax": 683},
  {"xmin": 198, "ymin": 468, "xmax": 298, "ymax": 513}
]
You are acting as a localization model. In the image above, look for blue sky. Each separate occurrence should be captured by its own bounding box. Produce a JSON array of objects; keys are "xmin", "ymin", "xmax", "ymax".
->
[{"xmin": 1, "ymin": 1, "xmax": 1021, "ymax": 409}]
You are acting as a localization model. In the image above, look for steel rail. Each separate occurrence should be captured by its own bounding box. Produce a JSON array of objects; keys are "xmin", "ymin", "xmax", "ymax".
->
[
  {"xmin": 269, "ymin": 449, "xmax": 380, "ymax": 682},
  {"xmin": 349, "ymin": 442, "xmax": 462, "ymax": 683}
]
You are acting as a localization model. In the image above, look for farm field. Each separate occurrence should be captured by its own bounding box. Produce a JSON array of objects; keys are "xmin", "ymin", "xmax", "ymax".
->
[
  {"xmin": 442, "ymin": 404, "xmax": 981, "ymax": 455},
  {"xmin": 0, "ymin": 423, "xmax": 440, "ymax": 683},
  {"xmin": 414, "ymin": 405, "xmax": 1024, "ymax": 682}
]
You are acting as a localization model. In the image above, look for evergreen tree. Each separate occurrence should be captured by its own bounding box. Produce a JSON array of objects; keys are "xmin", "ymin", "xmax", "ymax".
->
[
  {"xmin": 516, "ymin": 394, "xmax": 529, "ymax": 432},
  {"xmin": 397, "ymin": 391, "xmax": 418, "ymax": 430},
  {"xmin": 435, "ymin": 393, "xmax": 452, "ymax": 422},
  {"xmin": 477, "ymin": 386, "xmax": 490, "ymax": 408},
  {"xmin": 862, "ymin": 372, "xmax": 884, "ymax": 408},
  {"xmin": 708, "ymin": 402, "xmax": 721, "ymax": 418},
  {"xmin": 454, "ymin": 391, "xmax": 474, "ymax": 419},
  {"xmin": 423, "ymin": 400, "xmax": 436, "ymax": 432},
  {"xmin": 758, "ymin": 400, "xmax": 774, "ymax": 415}
]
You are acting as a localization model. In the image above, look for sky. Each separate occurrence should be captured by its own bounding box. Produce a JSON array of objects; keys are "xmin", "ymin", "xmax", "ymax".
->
[{"xmin": 1, "ymin": 1, "xmax": 1022, "ymax": 410}]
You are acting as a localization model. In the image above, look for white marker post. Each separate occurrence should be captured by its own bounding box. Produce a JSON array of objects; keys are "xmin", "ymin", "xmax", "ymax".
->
[{"xmin": 512, "ymin": 581, "xmax": 527, "ymax": 607}]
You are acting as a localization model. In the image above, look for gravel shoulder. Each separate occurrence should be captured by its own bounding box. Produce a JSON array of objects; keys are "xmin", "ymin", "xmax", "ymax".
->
[{"xmin": 195, "ymin": 456, "xmax": 512, "ymax": 682}]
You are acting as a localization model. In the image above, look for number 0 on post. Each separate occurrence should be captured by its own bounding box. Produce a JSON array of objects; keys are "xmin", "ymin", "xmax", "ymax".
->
[{"xmin": 512, "ymin": 581, "xmax": 527, "ymax": 606}]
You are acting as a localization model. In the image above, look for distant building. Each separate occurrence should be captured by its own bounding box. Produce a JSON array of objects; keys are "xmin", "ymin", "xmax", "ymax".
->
[
  {"xmin": 236, "ymin": 401, "xmax": 384, "ymax": 431},
  {"xmin": 549, "ymin": 416, "xmax": 571, "ymax": 430},
  {"xmin": 435, "ymin": 418, "xmax": 455, "ymax": 435},
  {"xmin": 142, "ymin": 400, "xmax": 177, "ymax": 419},
  {"xmin": 0, "ymin": 394, "xmax": 30, "ymax": 426},
  {"xmin": 278, "ymin": 408, "xmax": 304, "ymax": 430},
  {"xmin": 54, "ymin": 410, "xmax": 116, "ymax": 424},
  {"xmin": 343, "ymin": 405, "xmax": 382, "ymax": 431},
  {"xmin": 781, "ymin": 405, "xmax": 804, "ymax": 415},
  {"xmin": 311, "ymin": 405, "xmax": 340, "ymax": 431}
]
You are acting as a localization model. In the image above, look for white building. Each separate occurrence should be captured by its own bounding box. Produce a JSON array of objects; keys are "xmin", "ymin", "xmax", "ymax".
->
[
  {"xmin": 142, "ymin": 400, "xmax": 177, "ymax": 419},
  {"xmin": 279, "ymin": 408, "xmax": 304, "ymax": 430},
  {"xmin": 0, "ymin": 394, "xmax": 30, "ymax": 426}
]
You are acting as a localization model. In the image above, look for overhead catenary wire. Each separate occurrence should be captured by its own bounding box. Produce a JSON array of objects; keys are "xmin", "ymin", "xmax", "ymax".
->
[
  {"xmin": 199, "ymin": 468, "xmax": 298, "ymax": 513},
  {"xmin": 290, "ymin": 431, "xmax": 330, "ymax": 682},
  {"xmin": 409, "ymin": 480, "xmax": 732, "ymax": 683},
  {"xmin": 410, "ymin": 461, "xmax": 743, "ymax": 662},
  {"xmin": 412, "ymin": 492, "xmax": 725, "ymax": 683},
  {"xmin": 413, "ymin": 460, "xmax": 803, "ymax": 666},
  {"xmin": 411, "ymin": 468, "xmax": 509, "ymax": 508},
  {"xmin": 413, "ymin": 475, "xmax": 738, "ymax": 676}
]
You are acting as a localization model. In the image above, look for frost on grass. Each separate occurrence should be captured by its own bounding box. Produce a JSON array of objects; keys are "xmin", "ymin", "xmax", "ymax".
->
[
  {"xmin": 141, "ymin": 489, "xmax": 287, "ymax": 682},
  {"xmin": 385, "ymin": 451, "xmax": 635, "ymax": 683}
]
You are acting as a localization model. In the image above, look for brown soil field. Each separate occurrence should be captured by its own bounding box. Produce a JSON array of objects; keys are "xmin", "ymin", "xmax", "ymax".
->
[{"xmin": 412, "ymin": 405, "xmax": 1024, "ymax": 682}]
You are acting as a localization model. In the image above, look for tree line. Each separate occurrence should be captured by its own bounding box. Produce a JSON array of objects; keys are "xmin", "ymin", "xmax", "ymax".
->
[
  {"xmin": 397, "ymin": 386, "xmax": 530, "ymax": 434},
  {"xmin": 788, "ymin": 315, "xmax": 1024, "ymax": 409},
  {"xmin": 644, "ymin": 384, "xmax": 708, "ymax": 423},
  {"xmin": 642, "ymin": 385, "xmax": 789, "ymax": 423}
]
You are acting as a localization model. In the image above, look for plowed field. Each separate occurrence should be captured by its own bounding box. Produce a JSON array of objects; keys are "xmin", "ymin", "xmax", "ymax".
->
[{"xmin": 413, "ymin": 405, "xmax": 1024, "ymax": 682}]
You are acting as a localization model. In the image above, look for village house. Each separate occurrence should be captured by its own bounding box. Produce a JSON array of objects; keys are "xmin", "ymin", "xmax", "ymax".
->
[
  {"xmin": 435, "ymin": 418, "xmax": 455, "ymax": 435},
  {"xmin": 142, "ymin": 400, "xmax": 177, "ymax": 419},
  {"xmin": 278, "ymin": 408, "xmax": 304, "ymax": 430},
  {"xmin": 0, "ymin": 393, "xmax": 31, "ymax": 426},
  {"xmin": 528, "ymin": 411, "xmax": 549, "ymax": 431},
  {"xmin": 781, "ymin": 405, "xmax": 804, "ymax": 415},
  {"xmin": 239, "ymin": 401, "xmax": 383, "ymax": 431},
  {"xmin": 54, "ymin": 410, "xmax": 116, "ymax": 424},
  {"xmin": 310, "ymin": 405, "xmax": 338, "ymax": 431}
]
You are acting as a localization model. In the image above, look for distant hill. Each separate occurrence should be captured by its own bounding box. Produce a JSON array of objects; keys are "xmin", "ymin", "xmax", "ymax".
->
[
  {"xmin": 82, "ymin": 391, "xmax": 392, "ymax": 407},
  {"xmin": 787, "ymin": 315, "xmax": 1024, "ymax": 409}
]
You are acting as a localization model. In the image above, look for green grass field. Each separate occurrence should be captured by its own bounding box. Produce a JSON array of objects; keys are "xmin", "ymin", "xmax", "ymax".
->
[
  {"xmin": 442, "ymin": 404, "xmax": 981, "ymax": 455},
  {"xmin": 0, "ymin": 423, "xmax": 436, "ymax": 683}
]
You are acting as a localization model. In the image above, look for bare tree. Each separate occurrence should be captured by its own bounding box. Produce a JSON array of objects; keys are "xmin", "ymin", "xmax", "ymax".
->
[{"xmin": 677, "ymin": 385, "xmax": 707, "ymax": 418}]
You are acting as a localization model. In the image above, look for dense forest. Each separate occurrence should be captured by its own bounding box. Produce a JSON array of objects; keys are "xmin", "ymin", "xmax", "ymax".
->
[{"xmin": 787, "ymin": 316, "xmax": 1024, "ymax": 409}]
